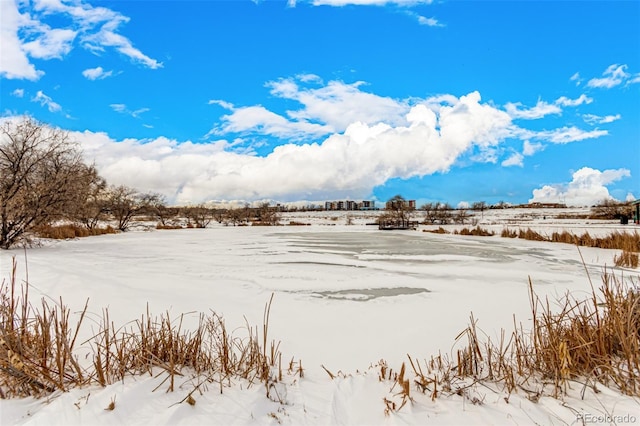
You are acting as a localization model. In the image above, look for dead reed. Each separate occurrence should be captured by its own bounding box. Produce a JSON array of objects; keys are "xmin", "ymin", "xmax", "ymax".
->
[
  {"xmin": 455, "ymin": 226, "xmax": 495, "ymax": 237},
  {"xmin": 155, "ymin": 224, "xmax": 184, "ymax": 230},
  {"xmin": 0, "ymin": 258, "xmax": 88, "ymax": 397},
  {"xmin": 34, "ymin": 224, "xmax": 117, "ymax": 240},
  {"xmin": 423, "ymin": 227, "xmax": 450, "ymax": 234},
  {"xmin": 0, "ymin": 257, "xmax": 291, "ymax": 399},
  {"xmin": 501, "ymin": 228, "xmax": 517, "ymax": 238},
  {"xmin": 614, "ymin": 251, "xmax": 639, "ymax": 268},
  {"xmin": 404, "ymin": 270, "xmax": 640, "ymax": 404},
  {"xmin": 3, "ymin": 254, "xmax": 639, "ymax": 412},
  {"xmin": 505, "ymin": 228, "xmax": 640, "ymax": 254}
]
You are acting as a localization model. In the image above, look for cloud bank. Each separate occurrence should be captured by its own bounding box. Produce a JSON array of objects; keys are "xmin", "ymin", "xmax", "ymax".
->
[
  {"xmin": 76, "ymin": 92, "xmax": 513, "ymax": 204},
  {"xmin": 530, "ymin": 167, "xmax": 631, "ymax": 206},
  {"xmin": 54, "ymin": 78, "xmax": 612, "ymax": 205}
]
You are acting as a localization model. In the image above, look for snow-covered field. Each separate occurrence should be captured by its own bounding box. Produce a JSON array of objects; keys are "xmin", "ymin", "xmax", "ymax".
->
[{"xmin": 1, "ymin": 208, "xmax": 639, "ymax": 425}]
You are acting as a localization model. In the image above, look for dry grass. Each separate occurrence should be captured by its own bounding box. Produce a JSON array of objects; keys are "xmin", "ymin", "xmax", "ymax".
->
[
  {"xmin": 508, "ymin": 228, "xmax": 640, "ymax": 252},
  {"xmin": 0, "ymin": 258, "xmax": 291, "ymax": 399},
  {"xmin": 401, "ymin": 270, "xmax": 640, "ymax": 405},
  {"xmin": 3, "ymin": 255, "xmax": 639, "ymax": 413},
  {"xmin": 455, "ymin": 226, "xmax": 495, "ymax": 237},
  {"xmin": 614, "ymin": 251, "xmax": 639, "ymax": 268},
  {"xmin": 156, "ymin": 224, "xmax": 183, "ymax": 230},
  {"xmin": 34, "ymin": 224, "xmax": 117, "ymax": 240},
  {"xmin": 501, "ymin": 228, "xmax": 518, "ymax": 238},
  {"xmin": 518, "ymin": 228, "xmax": 547, "ymax": 241},
  {"xmin": 0, "ymin": 259, "xmax": 88, "ymax": 397},
  {"xmin": 503, "ymin": 228, "xmax": 640, "ymax": 261},
  {"xmin": 423, "ymin": 227, "xmax": 450, "ymax": 234}
]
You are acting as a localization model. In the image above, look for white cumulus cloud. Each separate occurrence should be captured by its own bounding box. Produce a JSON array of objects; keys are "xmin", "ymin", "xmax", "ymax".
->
[
  {"xmin": 110, "ymin": 103, "xmax": 150, "ymax": 118},
  {"xmin": 32, "ymin": 90, "xmax": 61, "ymax": 112},
  {"xmin": 61, "ymin": 91, "xmax": 517, "ymax": 204},
  {"xmin": 530, "ymin": 167, "xmax": 631, "ymax": 206},
  {"xmin": 211, "ymin": 77, "xmax": 411, "ymax": 139},
  {"xmin": 501, "ymin": 152, "xmax": 524, "ymax": 167},
  {"xmin": 1, "ymin": 0, "xmax": 160, "ymax": 80},
  {"xmin": 587, "ymin": 64, "xmax": 630, "ymax": 89},
  {"xmin": 505, "ymin": 100, "xmax": 561, "ymax": 119},
  {"xmin": 3, "ymin": 71, "xmax": 601, "ymax": 205},
  {"xmin": 583, "ymin": 114, "xmax": 621, "ymax": 125},
  {"xmin": 415, "ymin": 15, "xmax": 444, "ymax": 27},
  {"xmin": 555, "ymin": 94, "xmax": 592, "ymax": 107},
  {"xmin": 570, "ymin": 72, "xmax": 582, "ymax": 86},
  {"xmin": 22, "ymin": 27, "xmax": 76, "ymax": 59},
  {"xmin": 82, "ymin": 66, "xmax": 113, "ymax": 80},
  {"xmin": 522, "ymin": 140, "xmax": 544, "ymax": 156},
  {"xmin": 0, "ymin": 1, "xmax": 44, "ymax": 80},
  {"xmin": 2, "ymin": 76, "xmax": 615, "ymax": 205},
  {"xmin": 532, "ymin": 127, "xmax": 607, "ymax": 144}
]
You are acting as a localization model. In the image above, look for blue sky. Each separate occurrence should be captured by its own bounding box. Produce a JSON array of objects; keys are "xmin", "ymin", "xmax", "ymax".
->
[{"xmin": 1, "ymin": 0, "xmax": 639, "ymax": 207}]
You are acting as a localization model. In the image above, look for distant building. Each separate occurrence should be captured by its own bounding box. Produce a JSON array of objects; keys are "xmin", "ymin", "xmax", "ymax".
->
[
  {"xmin": 359, "ymin": 200, "xmax": 375, "ymax": 210},
  {"xmin": 323, "ymin": 200, "xmax": 376, "ymax": 211},
  {"xmin": 385, "ymin": 199, "xmax": 416, "ymax": 210}
]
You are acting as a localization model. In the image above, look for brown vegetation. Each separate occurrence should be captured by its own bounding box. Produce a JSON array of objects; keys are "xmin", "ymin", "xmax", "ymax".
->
[
  {"xmin": 33, "ymin": 224, "xmax": 117, "ymax": 239},
  {"xmin": 0, "ymin": 118, "xmax": 180, "ymax": 248},
  {"xmin": 0, "ymin": 259, "xmax": 294, "ymax": 399},
  {"xmin": 589, "ymin": 199, "xmax": 633, "ymax": 220},
  {"xmin": 395, "ymin": 271, "xmax": 640, "ymax": 409},
  {"xmin": 1, "ymin": 256, "xmax": 639, "ymax": 413},
  {"xmin": 423, "ymin": 227, "xmax": 449, "ymax": 234},
  {"xmin": 614, "ymin": 251, "xmax": 639, "ymax": 268},
  {"xmin": 0, "ymin": 118, "xmax": 102, "ymax": 249},
  {"xmin": 454, "ymin": 226, "xmax": 495, "ymax": 236},
  {"xmin": 503, "ymin": 228, "xmax": 640, "ymax": 257},
  {"xmin": 155, "ymin": 224, "xmax": 184, "ymax": 230}
]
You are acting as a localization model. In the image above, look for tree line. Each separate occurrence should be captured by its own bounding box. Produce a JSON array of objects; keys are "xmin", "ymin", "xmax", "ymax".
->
[{"xmin": 0, "ymin": 118, "xmax": 280, "ymax": 249}]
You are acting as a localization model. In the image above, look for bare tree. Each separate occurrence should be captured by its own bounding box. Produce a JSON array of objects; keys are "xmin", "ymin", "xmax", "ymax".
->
[
  {"xmin": 0, "ymin": 118, "xmax": 95, "ymax": 249},
  {"xmin": 421, "ymin": 202, "xmax": 439, "ymax": 224},
  {"xmin": 69, "ymin": 168, "xmax": 108, "ymax": 230},
  {"xmin": 138, "ymin": 192, "xmax": 178, "ymax": 226},
  {"xmin": 590, "ymin": 199, "xmax": 632, "ymax": 220},
  {"xmin": 379, "ymin": 194, "xmax": 415, "ymax": 227},
  {"xmin": 183, "ymin": 204, "xmax": 214, "ymax": 228},
  {"xmin": 471, "ymin": 201, "xmax": 487, "ymax": 219},
  {"xmin": 434, "ymin": 202, "xmax": 453, "ymax": 224},
  {"xmin": 453, "ymin": 208, "xmax": 471, "ymax": 225},
  {"xmin": 253, "ymin": 202, "xmax": 281, "ymax": 226},
  {"xmin": 104, "ymin": 185, "xmax": 142, "ymax": 231},
  {"xmin": 213, "ymin": 209, "xmax": 227, "ymax": 224},
  {"xmin": 222, "ymin": 208, "xmax": 249, "ymax": 226}
]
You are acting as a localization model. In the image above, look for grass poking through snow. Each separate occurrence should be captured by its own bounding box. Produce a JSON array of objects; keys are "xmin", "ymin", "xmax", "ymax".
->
[
  {"xmin": 1, "ymin": 256, "xmax": 639, "ymax": 416},
  {"xmin": 0, "ymin": 257, "xmax": 291, "ymax": 400}
]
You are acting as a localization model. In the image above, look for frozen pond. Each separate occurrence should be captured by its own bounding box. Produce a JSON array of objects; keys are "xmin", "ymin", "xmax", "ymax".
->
[{"xmin": 0, "ymin": 226, "xmax": 618, "ymax": 371}]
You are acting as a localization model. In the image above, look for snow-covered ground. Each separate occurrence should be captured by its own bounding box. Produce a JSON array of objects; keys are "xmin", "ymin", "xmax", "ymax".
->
[{"xmin": 1, "ymin": 208, "xmax": 639, "ymax": 425}]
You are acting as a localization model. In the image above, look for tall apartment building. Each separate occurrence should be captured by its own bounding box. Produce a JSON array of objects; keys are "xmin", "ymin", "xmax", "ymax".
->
[{"xmin": 324, "ymin": 200, "xmax": 376, "ymax": 211}]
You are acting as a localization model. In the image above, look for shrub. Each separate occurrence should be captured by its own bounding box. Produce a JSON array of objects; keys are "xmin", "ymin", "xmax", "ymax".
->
[{"xmin": 33, "ymin": 224, "xmax": 117, "ymax": 239}]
